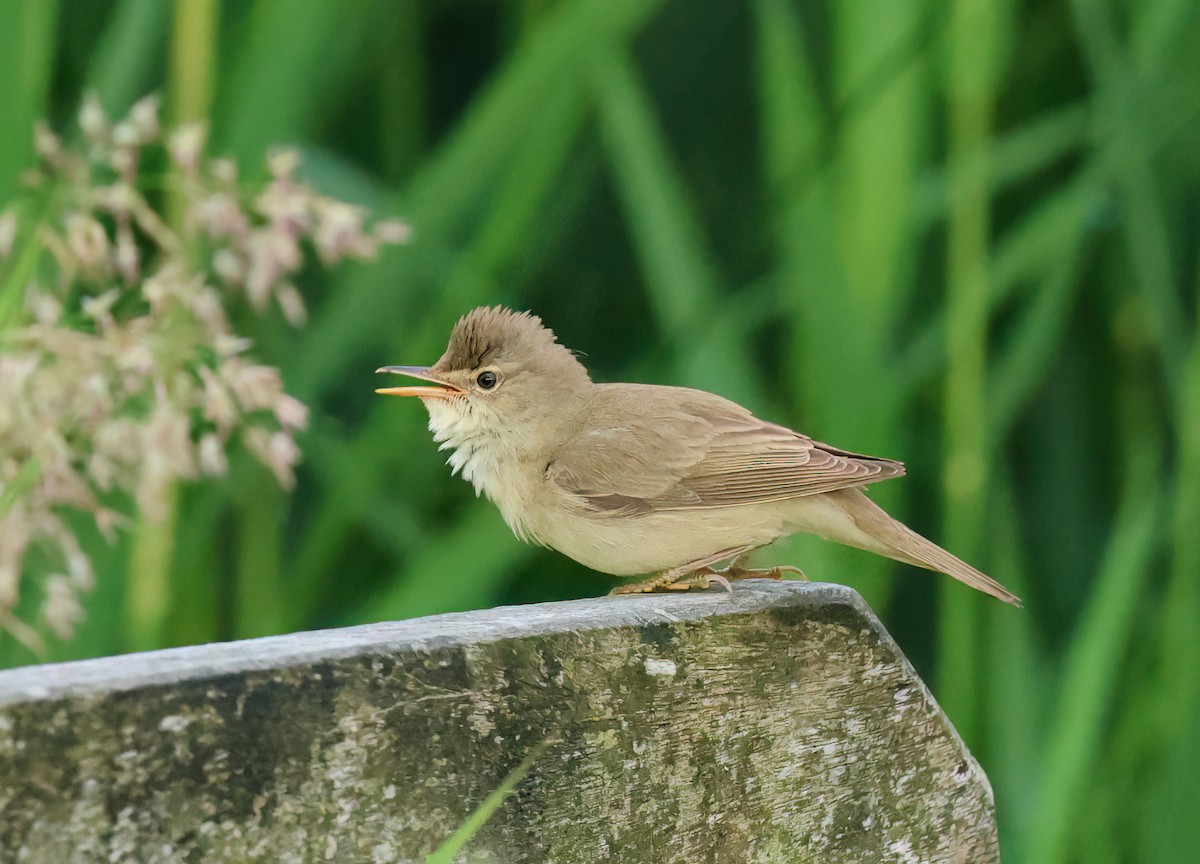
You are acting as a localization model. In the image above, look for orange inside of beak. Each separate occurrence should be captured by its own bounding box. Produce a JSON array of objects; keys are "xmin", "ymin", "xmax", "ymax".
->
[
  {"xmin": 374, "ymin": 385, "xmax": 460, "ymax": 398},
  {"xmin": 374, "ymin": 366, "xmax": 463, "ymax": 399}
]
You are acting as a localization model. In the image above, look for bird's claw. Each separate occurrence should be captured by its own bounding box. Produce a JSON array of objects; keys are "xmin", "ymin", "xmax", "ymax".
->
[{"xmin": 726, "ymin": 564, "xmax": 807, "ymax": 581}]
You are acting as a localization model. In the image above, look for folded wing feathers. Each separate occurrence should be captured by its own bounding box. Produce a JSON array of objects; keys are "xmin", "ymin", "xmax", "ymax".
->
[
  {"xmin": 677, "ymin": 429, "xmax": 905, "ymax": 508},
  {"xmin": 557, "ymin": 404, "xmax": 905, "ymax": 513}
]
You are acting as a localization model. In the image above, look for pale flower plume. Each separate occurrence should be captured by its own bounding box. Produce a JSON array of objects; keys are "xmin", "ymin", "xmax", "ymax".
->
[{"xmin": 0, "ymin": 94, "xmax": 408, "ymax": 652}]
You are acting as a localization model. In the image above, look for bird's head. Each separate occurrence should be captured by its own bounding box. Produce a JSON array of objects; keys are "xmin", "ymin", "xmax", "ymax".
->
[{"xmin": 376, "ymin": 306, "xmax": 591, "ymax": 459}]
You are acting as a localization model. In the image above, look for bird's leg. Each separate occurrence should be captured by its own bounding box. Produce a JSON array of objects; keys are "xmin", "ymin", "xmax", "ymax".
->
[
  {"xmin": 719, "ymin": 551, "xmax": 808, "ymax": 582},
  {"xmin": 609, "ymin": 546, "xmax": 751, "ymax": 595}
]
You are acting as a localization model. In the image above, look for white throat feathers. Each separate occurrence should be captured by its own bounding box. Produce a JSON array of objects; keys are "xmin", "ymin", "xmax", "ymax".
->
[{"xmin": 424, "ymin": 397, "xmax": 503, "ymax": 497}]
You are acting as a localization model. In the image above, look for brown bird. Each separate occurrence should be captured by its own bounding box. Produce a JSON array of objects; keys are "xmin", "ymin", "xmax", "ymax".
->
[{"xmin": 376, "ymin": 306, "xmax": 1020, "ymax": 605}]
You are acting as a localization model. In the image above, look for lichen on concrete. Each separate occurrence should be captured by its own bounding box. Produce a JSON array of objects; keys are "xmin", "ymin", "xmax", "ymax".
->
[{"xmin": 0, "ymin": 581, "xmax": 999, "ymax": 863}]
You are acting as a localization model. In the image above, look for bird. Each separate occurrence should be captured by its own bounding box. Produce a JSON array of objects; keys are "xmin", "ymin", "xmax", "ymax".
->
[{"xmin": 375, "ymin": 306, "xmax": 1021, "ymax": 606}]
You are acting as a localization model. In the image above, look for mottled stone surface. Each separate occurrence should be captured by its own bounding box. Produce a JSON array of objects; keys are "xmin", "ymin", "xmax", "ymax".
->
[{"xmin": 0, "ymin": 582, "xmax": 998, "ymax": 863}]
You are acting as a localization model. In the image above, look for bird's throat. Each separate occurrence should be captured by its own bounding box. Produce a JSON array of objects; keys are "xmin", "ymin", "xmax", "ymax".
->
[
  {"xmin": 422, "ymin": 398, "xmax": 549, "ymax": 545},
  {"xmin": 424, "ymin": 399, "xmax": 505, "ymax": 497}
]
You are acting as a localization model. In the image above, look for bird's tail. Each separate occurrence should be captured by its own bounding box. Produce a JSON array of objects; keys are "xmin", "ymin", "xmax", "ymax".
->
[
  {"xmin": 820, "ymin": 489, "xmax": 1023, "ymax": 607},
  {"xmin": 883, "ymin": 519, "xmax": 1022, "ymax": 607}
]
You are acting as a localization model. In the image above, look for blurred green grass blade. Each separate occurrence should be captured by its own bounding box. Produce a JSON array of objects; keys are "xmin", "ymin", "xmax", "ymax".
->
[
  {"xmin": 394, "ymin": 0, "xmax": 661, "ymax": 237},
  {"xmin": 590, "ymin": 44, "xmax": 759, "ymax": 402},
  {"xmin": 913, "ymin": 104, "xmax": 1090, "ymax": 230},
  {"xmin": 1073, "ymin": 0, "xmax": 1200, "ymax": 783},
  {"xmin": 126, "ymin": 485, "xmax": 180, "ymax": 652},
  {"xmin": 1114, "ymin": 154, "xmax": 1187, "ymax": 382},
  {"xmin": 234, "ymin": 472, "xmax": 286, "ymax": 639},
  {"xmin": 988, "ymin": 176, "xmax": 1093, "ymax": 434},
  {"xmin": 751, "ymin": 0, "xmax": 826, "ymax": 381},
  {"xmin": 1069, "ymin": 0, "xmax": 1125, "ymax": 80},
  {"xmin": 126, "ymin": 0, "xmax": 221, "ymax": 655},
  {"xmin": 0, "ymin": 458, "xmax": 41, "ymax": 518},
  {"xmin": 166, "ymin": 0, "xmax": 219, "ymax": 237},
  {"xmin": 989, "ymin": 252, "xmax": 1082, "ymax": 437},
  {"xmin": 289, "ymin": 422, "xmax": 408, "ymax": 623},
  {"xmin": 290, "ymin": 413, "xmax": 453, "ymax": 624},
  {"xmin": 1071, "ymin": 0, "xmax": 1188, "ymax": 381},
  {"xmin": 357, "ymin": 502, "xmax": 533, "ymax": 623},
  {"xmin": 986, "ymin": 478, "xmax": 1047, "ymax": 854},
  {"xmin": 293, "ymin": 145, "xmax": 395, "ymax": 208},
  {"xmin": 376, "ymin": 0, "xmax": 426, "ymax": 183},
  {"xmin": 589, "ymin": 47, "xmax": 717, "ymax": 334},
  {"xmin": 362, "ymin": 496, "xmax": 424, "ymax": 561},
  {"xmin": 1130, "ymin": 0, "xmax": 1199, "ymax": 62},
  {"xmin": 85, "ymin": 0, "xmax": 170, "ymax": 116},
  {"xmin": 169, "ymin": 0, "xmax": 218, "ymax": 124},
  {"xmin": 830, "ymin": 1, "xmax": 927, "ymax": 325},
  {"xmin": 938, "ymin": 0, "xmax": 1009, "ymax": 745},
  {"xmin": 1136, "ymin": 693, "xmax": 1200, "ymax": 862},
  {"xmin": 750, "ymin": 0, "xmax": 827, "ymax": 408},
  {"xmin": 425, "ymin": 737, "xmax": 553, "ymax": 864},
  {"xmin": 294, "ymin": 0, "xmax": 665, "ymax": 401},
  {"xmin": 0, "ymin": 0, "xmax": 58, "ymax": 200},
  {"xmin": 167, "ymin": 485, "xmax": 225, "ymax": 646},
  {"xmin": 824, "ymin": 0, "xmax": 925, "ymax": 423},
  {"xmin": 0, "ymin": 196, "xmax": 55, "ymax": 328},
  {"xmin": 986, "ymin": 102, "xmax": 1088, "ymax": 184},
  {"xmin": 752, "ymin": 0, "xmax": 824, "ymax": 207},
  {"xmin": 987, "ymin": 173, "xmax": 1091, "ymax": 304},
  {"xmin": 1157, "ymin": 319, "xmax": 1200, "ymax": 734},
  {"xmin": 441, "ymin": 74, "xmax": 589, "ymax": 309},
  {"xmin": 217, "ymin": 0, "xmax": 378, "ymax": 165},
  {"xmin": 1025, "ymin": 485, "xmax": 1164, "ymax": 864},
  {"xmin": 47, "ymin": 515, "xmax": 131, "ymax": 663},
  {"xmin": 900, "ymin": 172, "xmax": 1093, "ymax": 409}
]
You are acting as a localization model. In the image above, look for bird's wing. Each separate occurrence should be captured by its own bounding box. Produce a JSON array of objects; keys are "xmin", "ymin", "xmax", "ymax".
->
[{"xmin": 546, "ymin": 384, "xmax": 904, "ymax": 514}]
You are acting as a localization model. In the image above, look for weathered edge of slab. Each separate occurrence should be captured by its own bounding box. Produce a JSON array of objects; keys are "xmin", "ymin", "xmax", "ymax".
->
[
  {"xmin": 0, "ymin": 581, "xmax": 874, "ymax": 707},
  {"xmin": 0, "ymin": 581, "xmax": 999, "ymax": 864}
]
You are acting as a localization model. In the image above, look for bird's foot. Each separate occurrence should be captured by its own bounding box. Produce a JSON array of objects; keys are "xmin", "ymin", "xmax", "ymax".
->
[
  {"xmin": 609, "ymin": 568, "xmax": 733, "ymax": 595},
  {"xmin": 723, "ymin": 563, "xmax": 807, "ymax": 581},
  {"xmin": 609, "ymin": 552, "xmax": 806, "ymax": 595},
  {"xmin": 609, "ymin": 572, "xmax": 676, "ymax": 594},
  {"xmin": 667, "ymin": 568, "xmax": 733, "ymax": 592},
  {"xmin": 710, "ymin": 554, "xmax": 806, "ymax": 580}
]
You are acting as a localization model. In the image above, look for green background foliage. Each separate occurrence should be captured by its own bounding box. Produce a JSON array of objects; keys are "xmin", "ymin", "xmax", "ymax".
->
[{"xmin": 3, "ymin": 1, "xmax": 1199, "ymax": 861}]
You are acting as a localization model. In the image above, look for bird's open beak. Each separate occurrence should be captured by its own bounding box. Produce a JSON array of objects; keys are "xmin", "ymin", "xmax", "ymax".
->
[{"xmin": 374, "ymin": 366, "xmax": 463, "ymax": 399}]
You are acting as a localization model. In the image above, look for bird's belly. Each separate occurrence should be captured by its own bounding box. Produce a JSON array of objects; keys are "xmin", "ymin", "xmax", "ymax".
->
[{"xmin": 531, "ymin": 505, "xmax": 790, "ymax": 576}]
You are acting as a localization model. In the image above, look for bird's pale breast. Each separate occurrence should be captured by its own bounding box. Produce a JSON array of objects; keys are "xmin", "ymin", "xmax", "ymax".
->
[{"xmin": 519, "ymin": 488, "xmax": 793, "ymax": 575}]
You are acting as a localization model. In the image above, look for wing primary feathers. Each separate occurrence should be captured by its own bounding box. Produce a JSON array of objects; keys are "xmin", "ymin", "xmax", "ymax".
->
[{"xmin": 550, "ymin": 385, "xmax": 906, "ymax": 514}]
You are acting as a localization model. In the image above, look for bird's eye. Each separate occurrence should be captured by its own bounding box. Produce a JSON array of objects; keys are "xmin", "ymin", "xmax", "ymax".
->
[{"xmin": 476, "ymin": 370, "xmax": 498, "ymax": 390}]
